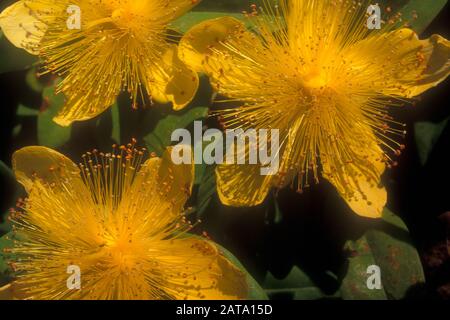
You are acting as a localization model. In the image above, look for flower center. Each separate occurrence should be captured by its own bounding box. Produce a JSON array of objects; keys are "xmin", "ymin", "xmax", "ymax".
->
[
  {"xmin": 105, "ymin": 236, "xmax": 141, "ymax": 270},
  {"xmin": 302, "ymin": 68, "xmax": 328, "ymax": 89}
]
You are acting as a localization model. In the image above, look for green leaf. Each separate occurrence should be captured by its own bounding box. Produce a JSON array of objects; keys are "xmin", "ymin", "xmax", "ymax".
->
[
  {"xmin": 12, "ymin": 124, "xmax": 22, "ymax": 138},
  {"xmin": 192, "ymin": 131, "xmax": 227, "ymax": 217},
  {"xmin": 17, "ymin": 104, "xmax": 39, "ymax": 117},
  {"xmin": 264, "ymin": 266, "xmax": 314, "ymax": 290},
  {"xmin": 414, "ymin": 118, "xmax": 448, "ymax": 166},
  {"xmin": 195, "ymin": 0, "xmax": 266, "ymax": 12},
  {"xmin": 0, "ymin": 31, "xmax": 38, "ymax": 74},
  {"xmin": 340, "ymin": 208, "xmax": 425, "ymax": 300},
  {"xmin": 340, "ymin": 237, "xmax": 389, "ymax": 300},
  {"xmin": 195, "ymin": 163, "xmax": 216, "ymax": 218},
  {"xmin": 37, "ymin": 86, "xmax": 71, "ymax": 148},
  {"xmin": 171, "ymin": 12, "xmax": 248, "ymax": 33},
  {"xmin": 263, "ymin": 266, "xmax": 341, "ymax": 300},
  {"xmin": 171, "ymin": 2, "xmax": 282, "ymax": 34},
  {"xmin": 143, "ymin": 106, "xmax": 208, "ymax": 156},
  {"xmin": 0, "ymin": 232, "xmax": 14, "ymax": 286},
  {"xmin": 111, "ymin": 103, "xmax": 121, "ymax": 144},
  {"xmin": 290, "ymin": 287, "xmax": 334, "ymax": 300},
  {"xmin": 92, "ymin": 102, "xmax": 119, "ymax": 150},
  {"xmin": 264, "ymin": 266, "xmax": 321, "ymax": 299},
  {"xmin": 396, "ymin": 0, "xmax": 447, "ymax": 34},
  {"xmin": 25, "ymin": 68, "xmax": 44, "ymax": 93}
]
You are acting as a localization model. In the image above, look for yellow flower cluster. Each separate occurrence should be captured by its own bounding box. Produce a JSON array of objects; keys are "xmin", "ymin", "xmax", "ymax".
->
[{"xmin": 0, "ymin": 0, "xmax": 448, "ymax": 300}]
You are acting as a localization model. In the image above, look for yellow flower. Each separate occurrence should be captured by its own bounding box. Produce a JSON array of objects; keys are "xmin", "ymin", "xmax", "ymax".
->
[
  {"xmin": 178, "ymin": 0, "xmax": 450, "ymax": 218},
  {"xmin": 0, "ymin": 144, "xmax": 248, "ymax": 300},
  {"xmin": 0, "ymin": 0, "xmax": 201, "ymax": 126}
]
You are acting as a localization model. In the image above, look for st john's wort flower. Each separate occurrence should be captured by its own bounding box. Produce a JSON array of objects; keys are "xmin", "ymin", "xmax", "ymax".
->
[
  {"xmin": 178, "ymin": 0, "xmax": 450, "ymax": 218},
  {"xmin": 0, "ymin": 0, "xmax": 201, "ymax": 126},
  {"xmin": 0, "ymin": 144, "xmax": 249, "ymax": 299}
]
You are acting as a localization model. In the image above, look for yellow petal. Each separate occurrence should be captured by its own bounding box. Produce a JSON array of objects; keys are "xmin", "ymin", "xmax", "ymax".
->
[
  {"xmin": 48, "ymin": 32, "xmax": 127, "ymax": 126},
  {"xmin": 159, "ymin": 237, "xmax": 247, "ymax": 300},
  {"xmin": 347, "ymin": 28, "xmax": 450, "ymax": 98},
  {"xmin": 159, "ymin": 146, "xmax": 194, "ymax": 205},
  {"xmin": 149, "ymin": 45, "xmax": 199, "ymax": 110},
  {"xmin": 0, "ymin": 0, "xmax": 46, "ymax": 54},
  {"xmin": 321, "ymin": 136, "xmax": 387, "ymax": 218},
  {"xmin": 406, "ymin": 34, "xmax": 450, "ymax": 97},
  {"xmin": 167, "ymin": 0, "xmax": 202, "ymax": 20},
  {"xmin": 11, "ymin": 147, "xmax": 94, "ymax": 246},
  {"xmin": 53, "ymin": 75, "xmax": 120, "ymax": 127},
  {"xmin": 178, "ymin": 16, "xmax": 254, "ymax": 73},
  {"xmin": 215, "ymin": 118, "xmax": 301, "ymax": 207},
  {"xmin": 130, "ymin": 146, "xmax": 194, "ymax": 215},
  {"xmin": 12, "ymin": 146, "xmax": 82, "ymax": 193},
  {"xmin": 216, "ymin": 163, "xmax": 275, "ymax": 207}
]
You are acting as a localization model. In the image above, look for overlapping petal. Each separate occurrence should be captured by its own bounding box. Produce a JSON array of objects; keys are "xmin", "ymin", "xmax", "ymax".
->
[
  {"xmin": 12, "ymin": 146, "xmax": 83, "ymax": 193},
  {"xmin": 149, "ymin": 45, "xmax": 199, "ymax": 110},
  {"xmin": 0, "ymin": 0, "xmax": 46, "ymax": 54},
  {"xmin": 178, "ymin": 16, "xmax": 258, "ymax": 76},
  {"xmin": 155, "ymin": 237, "xmax": 247, "ymax": 300},
  {"xmin": 125, "ymin": 146, "xmax": 194, "ymax": 221}
]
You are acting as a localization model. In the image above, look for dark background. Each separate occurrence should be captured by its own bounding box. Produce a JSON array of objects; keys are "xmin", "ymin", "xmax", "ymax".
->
[{"xmin": 0, "ymin": 2, "xmax": 448, "ymax": 300}]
